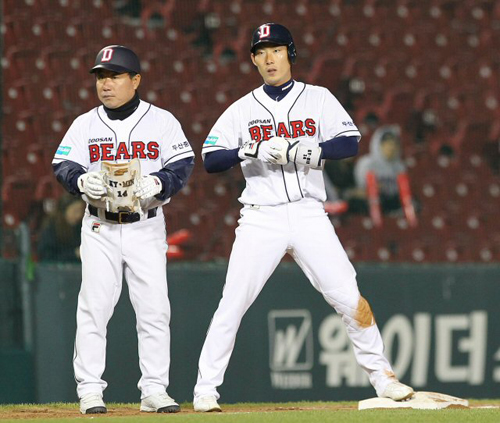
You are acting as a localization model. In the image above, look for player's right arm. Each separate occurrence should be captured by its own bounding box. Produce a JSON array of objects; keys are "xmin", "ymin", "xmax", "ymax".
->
[
  {"xmin": 202, "ymin": 103, "xmax": 242, "ymax": 173},
  {"xmin": 53, "ymin": 160, "xmax": 86, "ymax": 196},
  {"xmin": 52, "ymin": 112, "xmax": 105, "ymax": 199},
  {"xmin": 204, "ymin": 149, "xmax": 242, "ymax": 173},
  {"xmin": 202, "ymin": 102, "xmax": 284, "ymax": 173}
]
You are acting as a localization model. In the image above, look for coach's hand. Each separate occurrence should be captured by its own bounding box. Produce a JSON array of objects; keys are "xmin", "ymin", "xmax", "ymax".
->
[
  {"xmin": 77, "ymin": 172, "xmax": 107, "ymax": 200},
  {"xmin": 134, "ymin": 175, "xmax": 162, "ymax": 199}
]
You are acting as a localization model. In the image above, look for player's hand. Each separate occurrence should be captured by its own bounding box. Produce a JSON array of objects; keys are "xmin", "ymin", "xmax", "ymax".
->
[
  {"xmin": 287, "ymin": 140, "xmax": 323, "ymax": 168},
  {"xmin": 238, "ymin": 137, "xmax": 289, "ymax": 165},
  {"xmin": 259, "ymin": 137, "xmax": 289, "ymax": 165},
  {"xmin": 78, "ymin": 172, "xmax": 107, "ymax": 200},
  {"xmin": 134, "ymin": 175, "xmax": 162, "ymax": 199},
  {"xmin": 238, "ymin": 141, "xmax": 260, "ymax": 160}
]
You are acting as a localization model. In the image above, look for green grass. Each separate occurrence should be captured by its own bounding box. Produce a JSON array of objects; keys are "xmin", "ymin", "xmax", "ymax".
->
[{"xmin": 0, "ymin": 400, "xmax": 498, "ymax": 423}]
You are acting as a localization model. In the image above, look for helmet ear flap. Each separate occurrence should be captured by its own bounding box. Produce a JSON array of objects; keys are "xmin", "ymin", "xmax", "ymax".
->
[{"xmin": 288, "ymin": 42, "xmax": 297, "ymax": 64}]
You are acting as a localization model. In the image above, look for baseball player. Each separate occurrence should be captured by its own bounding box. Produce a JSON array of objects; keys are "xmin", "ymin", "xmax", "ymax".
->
[
  {"xmin": 193, "ymin": 24, "xmax": 414, "ymax": 412},
  {"xmin": 52, "ymin": 45, "xmax": 194, "ymax": 414}
]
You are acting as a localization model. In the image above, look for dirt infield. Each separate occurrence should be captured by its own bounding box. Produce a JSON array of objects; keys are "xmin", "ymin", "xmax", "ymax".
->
[
  {"xmin": 1, "ymin": 401, "xmax": 499, "ymax": 420},
  {"xmin": 1, "ymin": 402, "xmax": 356, "ymax": 420}
]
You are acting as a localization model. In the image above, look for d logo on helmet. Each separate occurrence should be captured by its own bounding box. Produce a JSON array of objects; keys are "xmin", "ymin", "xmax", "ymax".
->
[
  {"xmin": 259, "ymin": 24, "xmax": 271, "ymax": 38},
  {"xmin": 101, "ymin": 48, "xmax": 114, "ymax": 62}
]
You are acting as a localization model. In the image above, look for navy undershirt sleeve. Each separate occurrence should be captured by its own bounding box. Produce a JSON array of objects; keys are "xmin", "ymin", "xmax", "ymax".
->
[
  {"xmin": 203, "ymin": 135, "xmax": 358, "ymax": 174},
  {"xmin": 151, "ymin": 156, "xmax": 195, "ymax": 200},
  {"xmin": 320, "ymin": 136, "xmax": 359, "ymax": 160},
  {"xmin": 52, "ymin": 160, "xmax": 86, "ymax": 196},
  {"xmin": 204, "ymin": 149, "xmax": 242, "ymax": 173}
]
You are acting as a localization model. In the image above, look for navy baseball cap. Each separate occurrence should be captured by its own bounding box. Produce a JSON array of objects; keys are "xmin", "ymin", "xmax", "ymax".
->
[
  {"xmin": 250, "ymin": 23, "xmax": 297, "ymax": 63},
  {"xmin": 90, "ymin": 45, "xmax": 141, "ymax": 74}
]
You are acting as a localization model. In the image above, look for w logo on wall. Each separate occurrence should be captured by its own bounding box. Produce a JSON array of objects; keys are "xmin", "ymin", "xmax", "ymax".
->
[{"xmin": 268, "ymin": 310, "xmax": 313, "ymax": 372}]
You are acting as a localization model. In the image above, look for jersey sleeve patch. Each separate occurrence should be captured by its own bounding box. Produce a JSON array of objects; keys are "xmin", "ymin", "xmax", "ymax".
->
[
  {"xmin": 56, "ymin": 145, "xmax": 72, "ymax": 156},
  {"xmin": 204, "ymin": 135, "xmax": 219, "ymax": 146}
]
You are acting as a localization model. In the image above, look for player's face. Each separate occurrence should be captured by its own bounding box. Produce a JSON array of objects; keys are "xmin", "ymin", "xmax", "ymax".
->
[
  {"xmin": 251, "ymin": 44, "xmax": 291, "ymax": 86},
  {"xmin": 95, "ymin": 69, "xmax": 141, "ymax": 109}
]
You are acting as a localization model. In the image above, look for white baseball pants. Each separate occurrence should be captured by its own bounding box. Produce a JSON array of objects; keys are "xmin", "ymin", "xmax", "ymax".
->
[
  {"xmin": 74, "ymin": 211, "xmax": 171, "ymax": 399},
  {"xmin": 194, "ymin": 198, "xmax": 396, "ymax": 400}
]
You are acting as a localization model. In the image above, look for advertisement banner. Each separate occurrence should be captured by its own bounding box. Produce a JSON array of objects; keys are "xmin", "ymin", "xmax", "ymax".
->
[{"xmin": 32, "ymin": 263, "xmax": 500, "ymax": 403}]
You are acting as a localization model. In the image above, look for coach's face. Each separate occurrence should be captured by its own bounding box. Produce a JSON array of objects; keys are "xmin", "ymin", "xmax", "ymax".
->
[
  {"xmin": 251, "ymin": 43, "xmax": 291, "ymax": 86},
  {"xmin": 95, "ymin": 69, "xmax": 141, "ymax": 109}
]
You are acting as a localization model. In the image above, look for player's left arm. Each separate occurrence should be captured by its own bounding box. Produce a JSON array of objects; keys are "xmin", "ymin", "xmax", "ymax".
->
[
  {"xmin": 286, "ymin": 87, "xmax": 360, "ymax": 168},
  {"xmin": 319, "ymin": 135, "xmax": 359, "ymax": 160},
  {"xmin": 147, "ymin": 156, "xmax": 195, "ymax": 200},
  {"xmin": 135, "ymin": 114, "xmax": 195, "ymax": 200},
  {"xmin": 284, "ymin": 135, "xmax": 358, "ymax": 168}
]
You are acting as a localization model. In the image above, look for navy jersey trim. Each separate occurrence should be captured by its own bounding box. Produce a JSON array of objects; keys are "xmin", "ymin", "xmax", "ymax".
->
[
  {"xmin": 202, "ymin": 145, "xmax": 229, "ymax": 152},
  {"xmin": 128, "ymin": 103, "xmax": 152, "ymax": 148},
  {"xmin": 163, "ymin": 150, "xmax": 195, "ymax": 166},
  {"xmin": 333, "ymin": 129, "xmax": 360, "ymax": 138},
  {"xmin": 251, "ymin": 90, "xmax": 292, "ymax": 203},
  {"xmin": 97, "ymin": 108, "xmax": 118, "ymax": 153},
  {"xmin": 287, "ymin": 84, "xmax": 307, "ymax": 199}
]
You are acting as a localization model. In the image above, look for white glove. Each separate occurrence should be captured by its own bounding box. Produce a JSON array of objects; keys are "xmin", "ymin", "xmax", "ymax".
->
[
  {"xmin": 287, "ymin": 140, "xmax": 323, "ymax": 168},
  {"xmin": 259, "ymin": 137, "xmax": 290, "ymax": 165},
  {"xmin": 77, "ymin": 172, "xmax": 107, "ymax": 200},
  {"xmin": 238, "ymin": 138, "xmax": 289, "ymax": 165},
  {"xmin": 238, "ymin": 141, "xmax": 260, "ymax": 160},
  {"xmin": 134, "ymin": 175, "xmax": 162, "ymax": 200}
]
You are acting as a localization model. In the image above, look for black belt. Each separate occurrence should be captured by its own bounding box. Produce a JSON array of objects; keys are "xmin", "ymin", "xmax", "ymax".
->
[{"xmin": 88, "ymin": 205, "xmax": 157, "ymax": 224}]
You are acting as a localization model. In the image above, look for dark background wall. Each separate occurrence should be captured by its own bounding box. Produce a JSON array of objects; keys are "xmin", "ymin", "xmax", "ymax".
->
[{"xmin": 24, "ymin": 262, "xmax": 500, "ymax": 404}]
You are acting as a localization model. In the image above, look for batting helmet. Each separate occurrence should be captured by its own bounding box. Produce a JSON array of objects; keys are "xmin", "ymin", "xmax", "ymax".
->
[
  {"xmin": 250, "ymin": 23, "xmax": 297, "ymax": 64},
  {"xmin": 90, "ymin": 45, "xmax": 141, "ymax": 74}
]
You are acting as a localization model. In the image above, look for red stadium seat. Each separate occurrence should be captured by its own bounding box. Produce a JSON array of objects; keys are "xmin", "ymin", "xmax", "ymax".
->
[
  {"xmin": 449, "ymin": 120, "xmax": 491, "ymax": 156},
  {"xmin": 2, "ymin": 172, "xmax": 36, "ymax": 227},
  {"xmin": 309, "ymin": 52, "xmax": 346, "ymax": 91},
  {"xmin": 375, "ymin": 88, "xmax": 415, "ymax": 128}
]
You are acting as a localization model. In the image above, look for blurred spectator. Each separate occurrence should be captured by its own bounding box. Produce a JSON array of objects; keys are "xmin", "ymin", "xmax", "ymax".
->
[
  {"xmin": 323, "ymin": 115, "xmax": 382, "ymax": 216},
  {"xmin": 436, "ymin": 143, "xmax": 457, "ymax": 168},
  {"xmin": 358, "ymin": 111, "xmax": 381, "ymax": 139},
  {"xmin": 354, "ymin": 125, "xmax": 407, "ymax": 215},
  {"xmin": 114, "ymin": 0, "xmax": 142, "ymax": 19},
  {"xmin": 37, "ymin": 194, "xmax": 85, "ymax": 262},
  {"xmin": 186, "ymin": 13, "xmax": 216, "ymax": 57},
  {"xmin": 483, "ymin": 139, "xmax": 500, "ymax": 175}
]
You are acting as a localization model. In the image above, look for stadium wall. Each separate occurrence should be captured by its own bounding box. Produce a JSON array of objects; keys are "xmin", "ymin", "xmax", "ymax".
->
[{"xmin": 1, "ymin": 261, "xmax": 499, "ymax": 404}]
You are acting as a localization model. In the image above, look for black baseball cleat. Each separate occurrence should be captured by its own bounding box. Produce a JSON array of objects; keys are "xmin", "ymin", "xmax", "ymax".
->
[
  {"xmin": 140, "ymin": 393, "xmax": 180, "ymax": 413},
  {"xmin": 157, "ymin": 404, "xmax": 181, "ymax": 413},
  {"xmin": 86, "ymin": 406, "xmax": 107, "ymax": 414},
  {"xmin": 80, "ymin": 393, "xmax": 107, "ymax": 414}
]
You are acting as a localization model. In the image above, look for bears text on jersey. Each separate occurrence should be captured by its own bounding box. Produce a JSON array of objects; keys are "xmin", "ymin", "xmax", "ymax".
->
[
  {"xmin": 88, "ymin": 141, "xmax": 160, "ymax": 163},
  {"xmin": 248, "ymin": 118, "xmax": 317, "ymax": 141}
]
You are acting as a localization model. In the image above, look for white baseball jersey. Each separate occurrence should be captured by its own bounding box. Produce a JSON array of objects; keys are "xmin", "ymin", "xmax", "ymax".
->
[
  {"xmin": 202, "ymin": 82, "xmax": 361, "ymax": 205},
  {"xmin": 53, "ymin": 100, "xmax": 193, "ymax": 400},
  {"xmin": 194, "ymin": 82, "xmax": 401, "ymax": 403},
  {"xmin": 53, "ymin": 100, "xmax": 194, "ymax": 210}
]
